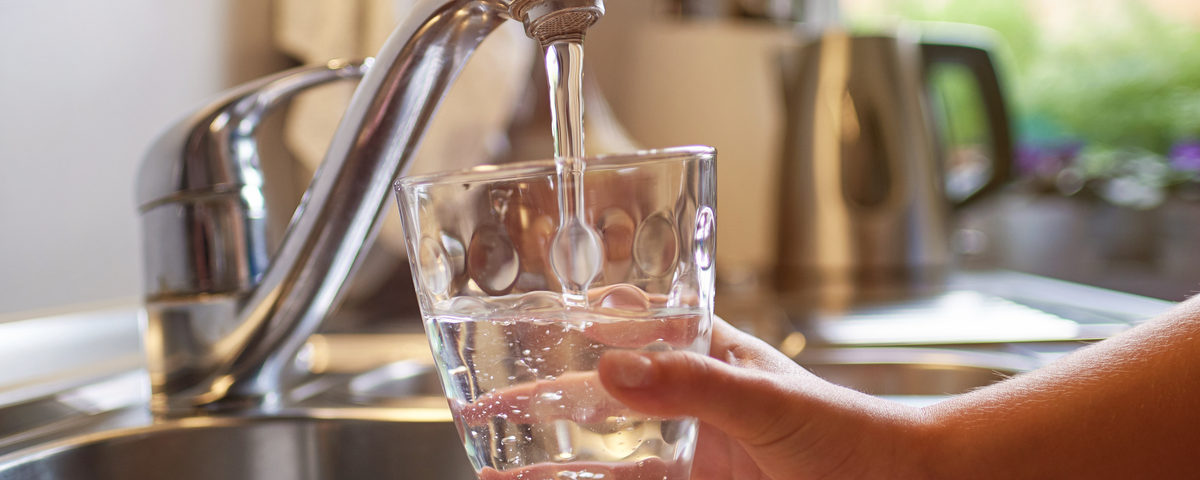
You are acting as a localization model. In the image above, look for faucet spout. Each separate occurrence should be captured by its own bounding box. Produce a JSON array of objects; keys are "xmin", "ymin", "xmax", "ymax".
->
[{"xmin": 221, "ymin": 0, "xmax": 518, "ymax": 409}]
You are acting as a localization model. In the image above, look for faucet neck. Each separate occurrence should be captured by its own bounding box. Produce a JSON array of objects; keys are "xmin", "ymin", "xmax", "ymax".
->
[{"xmin": 142, "ymin": 0, "xmax": 511, "ymax": 415}]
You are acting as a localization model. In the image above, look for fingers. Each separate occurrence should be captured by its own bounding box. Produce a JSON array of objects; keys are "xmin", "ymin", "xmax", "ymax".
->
[
  {"xmin": 584, "ymin": 315, "xmax": 701, "ymax": 349},
  {"xmin": 478, "ymin": 457, "xmax": 669, "ymax": 480},
  {"xmin": 597, "ymin": 349, "xmax": 807, "ymax": 447},
  {"xmin": 456, "ymin": 313, "xmax": 707, "ymax": 428},
  {"xmin": 711, "ymin": 316, "xmax": 806, "ymax": 375}
]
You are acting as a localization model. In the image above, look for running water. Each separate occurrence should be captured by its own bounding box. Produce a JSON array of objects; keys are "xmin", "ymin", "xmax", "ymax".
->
[{"xmin": 544, "ymin": 40, "xmax": 604, "ymax": 309}]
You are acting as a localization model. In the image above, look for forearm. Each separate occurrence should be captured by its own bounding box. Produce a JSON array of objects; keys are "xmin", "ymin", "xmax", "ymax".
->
[{"xmin": 922, "ymin": 296, "xmax": 1200, "ymax": 478}]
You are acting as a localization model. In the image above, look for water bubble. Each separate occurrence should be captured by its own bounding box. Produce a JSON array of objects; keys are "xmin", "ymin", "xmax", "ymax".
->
[
  {"xmin": 600, "ymin": 422, "xmax": 644, "ymax": 458},
  {"xmin": 592, "ymin": 283, "xmax": 651, "ymax": 313}
]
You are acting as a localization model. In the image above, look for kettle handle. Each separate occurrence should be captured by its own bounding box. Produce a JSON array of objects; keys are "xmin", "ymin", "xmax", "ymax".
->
[{"xmin": 920, "ymin": 41, "xmax": 1014, "ymax": 206}]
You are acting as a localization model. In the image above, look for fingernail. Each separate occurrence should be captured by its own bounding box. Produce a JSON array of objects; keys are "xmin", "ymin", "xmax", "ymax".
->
[{"xmin": 609, "ymin": 351, "xmax": 654, "ymax": 389}]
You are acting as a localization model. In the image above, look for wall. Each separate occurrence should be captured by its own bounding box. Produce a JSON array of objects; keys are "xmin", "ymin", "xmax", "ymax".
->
[{"xmin": 0, "ymin": 0, "xmax": 290, "ymax": 315}]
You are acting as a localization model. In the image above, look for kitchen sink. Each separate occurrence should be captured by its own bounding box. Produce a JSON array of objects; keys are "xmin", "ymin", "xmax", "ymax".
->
[
  {"xmin": 324, "ymin": 344, "xmax": 1039, "ymax": 411},
  {"xmin": 0, "ymin": 347, "xmax": 1045, "ymax": 479},
  {"xmin": 0, "ymin": 412, "xmax": 474, "ymax": 480},
  {"xmin": 796, "ymin": 346, "xmax": 1040, "ymax": 398},
  {"xmin": 5, "ymin": 269, "xmax": 1167, "ymax": 480}
]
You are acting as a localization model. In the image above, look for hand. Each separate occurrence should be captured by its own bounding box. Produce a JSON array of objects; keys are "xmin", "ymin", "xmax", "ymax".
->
[
  {"xmin": 597, "ymin": 318, "xmax": 930, "ymax": 480},
  {"xmin": 457, "ymin": 316, "xmax": 930, "ymax": 480}
]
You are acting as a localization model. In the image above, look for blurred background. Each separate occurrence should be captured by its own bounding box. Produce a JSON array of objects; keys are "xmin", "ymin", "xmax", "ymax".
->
[{"xmin": 3, "ymin": 0, "xmax": 1200, "ymax": 316}]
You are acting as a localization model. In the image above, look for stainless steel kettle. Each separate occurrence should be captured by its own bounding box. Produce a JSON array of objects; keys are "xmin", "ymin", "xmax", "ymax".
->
[{"xmin": 774, "ymin": 28, "xmax": 1013, "ymax": 308}]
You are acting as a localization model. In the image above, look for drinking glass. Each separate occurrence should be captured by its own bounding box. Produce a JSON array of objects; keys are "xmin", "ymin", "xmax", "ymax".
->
[{"xmin": 394, "ymin": 146, "xmax": 716, "ymax": 479}]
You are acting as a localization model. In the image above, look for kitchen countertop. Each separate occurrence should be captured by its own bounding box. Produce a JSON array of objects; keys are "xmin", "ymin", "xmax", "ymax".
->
[{"xmin": 0, "ymin": 269, "xmax": 1175, "ymax": 409}]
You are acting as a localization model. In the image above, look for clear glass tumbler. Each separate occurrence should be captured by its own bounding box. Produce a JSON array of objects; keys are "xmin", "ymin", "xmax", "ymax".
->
[{"xmin": 394, "ymin": 146, "xmax": 716, "ymax": 479}]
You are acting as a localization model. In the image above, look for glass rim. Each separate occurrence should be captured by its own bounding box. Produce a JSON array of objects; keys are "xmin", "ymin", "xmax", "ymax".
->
[{"xmin": 394, "ymin": 145, "xmax": 715, "ymax": 191}]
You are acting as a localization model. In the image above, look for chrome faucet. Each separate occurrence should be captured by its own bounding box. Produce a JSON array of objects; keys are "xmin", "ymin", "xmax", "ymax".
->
[{"xmin": 136, "ymin": 0, "xmax": 604, "ymax": 416}]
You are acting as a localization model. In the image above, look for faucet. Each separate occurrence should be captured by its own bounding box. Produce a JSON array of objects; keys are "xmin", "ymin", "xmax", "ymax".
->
[{"xmin": 136, "ymin": 0, "xmax": 604, "ymax": 416}]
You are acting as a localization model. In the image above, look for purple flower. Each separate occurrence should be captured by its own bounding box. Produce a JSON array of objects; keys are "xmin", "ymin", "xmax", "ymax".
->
[
  {"xmin": 1017, "ymin": 142, "xmax": 1083, "ymax": 177},
  {"xmin": 1169, "ymin": 140, "xmax": 1200, "ymax": 171}
]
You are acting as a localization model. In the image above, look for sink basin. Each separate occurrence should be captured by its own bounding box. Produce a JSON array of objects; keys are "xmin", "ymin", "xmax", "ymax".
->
[
  {"xmin": 796, "ymin": 347, "xmax": 1039, "ymax": 397},
  {"xmin": 0, "ymin": 413, "xmax": 475, "ymax": 480},
  {"xmin": 334, "ymin": 346, "xmax": 1037, "ymax": 409},
  {"xmin": 0, "ymin": 344, "xmax": 1041, "ymax": 479}
]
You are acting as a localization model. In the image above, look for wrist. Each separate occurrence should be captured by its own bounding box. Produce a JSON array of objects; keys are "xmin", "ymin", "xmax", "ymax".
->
[
  {"xmin": 908, "ymin": 401, "xmax": 984, "ymax": 480},
  {"xmin": 905, "ymin": 406, "xmax": 951, "ymax": 479}
]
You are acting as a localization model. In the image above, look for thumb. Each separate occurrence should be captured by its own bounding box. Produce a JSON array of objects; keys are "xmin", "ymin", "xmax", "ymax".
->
[{"xmin": 597, "ymin": 349, "xmax": 808, "ymax": 446}]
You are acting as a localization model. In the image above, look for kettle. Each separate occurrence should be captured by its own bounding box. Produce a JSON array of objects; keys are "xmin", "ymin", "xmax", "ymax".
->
[{"xmin": 774, "ymin": 27, "xmax": 1013, "ymax": 309}]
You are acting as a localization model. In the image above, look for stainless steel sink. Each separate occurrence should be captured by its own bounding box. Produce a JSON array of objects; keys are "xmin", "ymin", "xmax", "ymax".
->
[
  {"xmin": 326, "ymin": 345, "xmax": 1037, "ymax": 411},
  {"xmin": 0, "ymin": 348, "xmax": 1041, "ymax": 479},
  {"xmin": 0, "ymin": 411, "xmax": 474, "ymax": 480},
  {"xmin": 2, "ymin": 270, "xmax": 1170, "ymax": 480},
  {"xmin": 796, "ymin": 347, "xmax": 1039, "ymax": 397}
]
